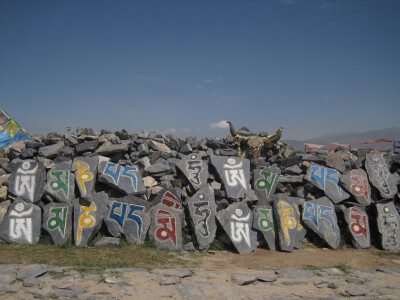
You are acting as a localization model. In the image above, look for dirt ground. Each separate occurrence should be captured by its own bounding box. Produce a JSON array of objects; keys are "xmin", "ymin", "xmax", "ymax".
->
[{"xmin": 188, "ymin": 247, "xmax": 400, "ymax": 271}]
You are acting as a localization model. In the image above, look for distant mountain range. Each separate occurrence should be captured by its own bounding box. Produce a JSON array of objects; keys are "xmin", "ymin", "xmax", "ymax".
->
[{"xmin": 283, "ymin": 126, "xmax": 400, "ymax": 151}]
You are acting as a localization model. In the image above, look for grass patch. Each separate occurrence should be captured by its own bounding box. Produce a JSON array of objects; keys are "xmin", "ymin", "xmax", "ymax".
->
[
  {"xmin": 334, "ymin": 262, "xmax": 352, "ymax": 273},
  {"xmin": 0, "ymin": 241, "xmax": 199, "ymax": 270},
  {"xmin": 373, "ymin": 249, "xmax": 400, "ymax": 259}
]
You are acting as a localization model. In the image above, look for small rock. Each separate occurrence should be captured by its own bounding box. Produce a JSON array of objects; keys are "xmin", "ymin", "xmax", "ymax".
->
[
  {"xmin": 16, "ymin": 264, "xmax": 47, "ymax": 280},
  {"xmin": 159, "ymin": 276, "xmax": 181, "ymax": 285},
  {"xmin": 95, "ymin": 237, "xmax": 120, "ymax": 248},
  {"xmin": 231, "ymin": 275, "xmax": 256, "ymax": 285},
  {"xmin": 151, "ymin": 268, "xmax": 192, "ymax": 278}
]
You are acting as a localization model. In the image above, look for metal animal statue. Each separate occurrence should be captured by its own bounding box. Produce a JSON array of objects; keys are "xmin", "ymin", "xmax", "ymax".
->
[{"xmin": 227, "ymin": 122, "xmax": 283, "ymax": 168}]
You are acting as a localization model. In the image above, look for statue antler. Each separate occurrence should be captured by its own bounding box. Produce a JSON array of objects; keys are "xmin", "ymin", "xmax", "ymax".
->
[
  {"xmin": 227, "ymin": 121, "xmax": 237, "ymax": 137},
  {"xmin": 261, "ymin": 127, "xmax": 283, "ymax": 143}
]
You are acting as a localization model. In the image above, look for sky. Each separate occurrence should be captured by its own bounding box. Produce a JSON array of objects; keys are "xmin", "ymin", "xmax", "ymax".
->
[{"xmin": 1, "ymin": 0, "xmax": 399, "ymax": 140}]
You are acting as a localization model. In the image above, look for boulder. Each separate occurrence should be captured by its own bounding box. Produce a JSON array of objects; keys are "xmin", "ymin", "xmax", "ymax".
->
[
  {"xmin": 376, "ymin": 201, "xmax": 400, "ymax": 250},
  {"xmin": 72, "ymin": 156, "xmax": 98, "ymax": 200},
  {"xmin": 340, "ymin": 169, "xmax": 371, "ymax": 206},
  {"xmin": 343, "ymin": 206, "xmax": 370, "ymax": 249},
  {"xmin": 45, "ymin": 162, "xmax": 75, "ymax": 204},
  {"xmin": 253, "ymin": 204, "xmax": 277, "ymax": 250},
  {"xmin": 253, "ymin": 167, "xmax": 280, "ymax": 205},
  {"xmin": 42, "ymin": 202, "xmax": 73, "ymax": 245},
  {"xmin": 176, "ymin": 154, "xmax": 209, "ymax": 191}
]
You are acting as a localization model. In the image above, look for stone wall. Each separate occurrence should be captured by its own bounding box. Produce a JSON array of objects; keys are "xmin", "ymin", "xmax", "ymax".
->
[{"xmin": 0, "ymin": 129, "xmax": 399, "ymax": 253}]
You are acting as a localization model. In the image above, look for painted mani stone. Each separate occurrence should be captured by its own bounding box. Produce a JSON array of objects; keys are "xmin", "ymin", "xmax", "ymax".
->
[
  {"xmin": 253, "ymin": 168, "xmax": 280, "ymax": 205},
  {"xmin": 253, "ymin": 204, "xmax": 277, "ymax": 250},
  {"xmin": 46, "ymin": 162, "xmax": 75, "ymax": 204},
  {"xmin": 72, "ymin": 156, "xmax": 99, "ymax": 200},
  {"xmin": 210, "ymin": 156, "xmax": 251, "ymax": 199},
  {"xmin": 73, "ymin": 192, "xmax": 108, "ymax": 247},
  {"xmin": 344, "ymin": 206, "xmax": 370, "ymax": 249},
  {"xmin": 176, "ymin": 153, "xmax": 209, "ymax": 191},
  {"xmin": 376, "ymin": 201, "xmax": 400, "ymax": 250},
  {"xmin": 301, "ymin": 197, "xmax": 340, "ymax": 249},
  {"xmin": 365, "ymin": 152, "xmax": 398, "ymax": 199},
  {"xmin": 150, "ymin": 203, "xmax": 183, "ymax": 251},
  {"xmin": 105, "ymin": 196, "xmax": 151, "ymax": 245},
  {"xmin": 8, "ymin": 160, "xmax": 46, "ymax": 203},
  {"xmin": 42, "ymin": 202, "xmax": 73, "ymax": 245},
  {"xmin": 272, "ymin": 194, "xmax": 306, "ymax": 252},
  {"xmin": 188, "ymin": 185, "xmax": 217, "ymax": 250},
  {"xmin": 152, "ymin": 189, "xmax": 183, "ymax": 210},
  {"xmin": 305, "ymin": 163, "xmax": 349, "ymax": 204},
  {"xmin": 340, "ymin": 169, "xmax": 371, "ymax": 206},
  {"xmin": 98, "ymin": 161, "xmax": 146, "ymax": 195},
  {"xmin": 216, "ymin": 202, "xmax": 257, "ymax": 254},
  {"xmin": 0, "ymin": 198, "xmax": 41, "ymax": 244}
]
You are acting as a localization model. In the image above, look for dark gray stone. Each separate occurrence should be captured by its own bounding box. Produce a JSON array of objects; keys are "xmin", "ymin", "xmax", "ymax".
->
[
  {"xmin": 277, "ymin": 155, "xmax": 302, "ymax": 168},
  {"xmin": 187, "ymin": 185, "xmax": 217, "ymax": 250},
  {"xmin": 176, "ymin": 153, "xmax": 209, "ymax": 191},
  {"xmin": 277, "ymin": 175, "xmax": 304, "ymax": 184},
  {"xmin": 253, "ymin": 204, "xmax": 277, "ymax": 250},
  {"xmin": 184, "ymin": 242, "xmax": 196, "ymax": 252},
  {"xmin": 305, "ymin": 163, "xmax": 350, "ymax": 204},
  {"xmin": 343, "ymin": 206, "xmax": 371, "ymax": 249},
  {"xmin": 301, "ymin": 197, "xmax": 340, "ymax": 249},
  {"xmin": 98, "ymin": 161, "xmax": 146, "ymax": 195},
  {"xmin": 42, "ymin": 202, "xmax": 73, "ymax": 245},
  {"xmin": 216, "ymin": 202, "xmax": 257, "ymax": 254},
  {"xmin": 105, "ymin": 195, "xmax": 151, "ymax": 245},
  {"xmin": 340, "ymin": 169, "xmax": 371, "ymax": 206},
  {"xmin": 253, "ymin": 168, "xmax": 280, "ymax": 204},
  {"xmin": 151, "ymin": 188, "xmax": 183, "ymax": 210},
  {"xmin": 210, "ymin": 156, "xmax": 252, "ymax": 199},
  {"xmin": 16, "ymin": 265, "xmax": 47, "ymax": 280},
  {"xmin": 38, "ymin": 142, "xmax": 64, "ymax": 158},
  {"xmin": 95, "ymin": 142, "xmax": 130, "ymax": 155},
  {"xmin": 0, "ymin": 199, "xmax": 41, "ymax": 244},
  {"xmin": 365, "ymin": 152, "xmax": 398, "ymax": 199},
  {"xmin": 75, "ymin": 140, "xmax": 99, "ymax": 154},
  {"xmin": 231, "ymin": 275, "xmax": 256, "ymax": 285},
  {"xmin": 376, "ymin": 266, "xmax": 400, "ymax": 275},
  {"xmin": 46, "ymin": 162, "xmax": 75, "ymax": 204},
  {"xmin": 72, "ymin": 156, "xmax": 98, "ymax": 200},
  {"xmin": 278, "ymin": 269, "xmax": 314, "ymax": 278},
  {"xmin": 73, "ymin": 192, "xmax": 108, "ymax": 247},
  {"xmin": 8, "ymin": 160, "xmax": 46, "ymax": 203},
  {"xmin": 149, "ymin": 203, "xmax": 183, "ymax": 250},
  {"xmin": 282, "ymin": 165, "xmax": 303, "ymax": 175},
  {"xmin": 21, "ymin": 148, "xmax": 37, "ymax": 159},
  {"xmin": 151, "ymin": 268, "xmax": 192, "ymax": 278},
  {"xmin": 176, "ymin": 283, "xmax": 205, "ymax": 299},
  {"xmin": 272, "ymin": 194, "xmax": 306, "ymax": 252},
  {"xmin": 376, "ymin": 201, "xmax": 400, "ymax": 250},
  {"xmin": 95, "ymin": 237, "xmax": 120, "ymax": 247}
]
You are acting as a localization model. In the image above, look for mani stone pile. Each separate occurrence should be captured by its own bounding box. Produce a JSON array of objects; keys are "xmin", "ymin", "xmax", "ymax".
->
[{"xmin": 0, "ymin": 127, "xmax": 400, "ymax": 253}]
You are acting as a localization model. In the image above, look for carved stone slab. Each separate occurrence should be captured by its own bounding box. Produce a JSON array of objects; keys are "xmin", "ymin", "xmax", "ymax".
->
[
  {"xmin": 305, "ymin": 163, "xmax": 350, "ymax": 204},
  {"xmin": 365, "ymin": 152, "xmax": 398, "ymax": 199},
  {"xmin": 46, "ymin": 162, "xmax": 75, "ymax": 204},
  {"xmin": 72, "ymin": 156, "xmax": 99, "ymax": 200},
  {"xmin": 42, "ymin": 202, "xmax": 73, "ymax": 245},
  {"xmin": 253, "ymin": 204, "xmax": 277, "ymax": 250},
  {"xmin": 105, "ymin": 196, "xmax": 151, "ymax": 245},
  {"xmin": 344, "ymin": 206, "xmax": 370, "ymax": 249},
  {"xmin": 301, "ymin": 197, "xmax": 340, "ymax": 249},
  {"xmin": 272, "ymin": 194, "xmax": 306, "ymax": 252},
  {"xmin": 98, "ymin": 161, "xmax": 146, "ymax": 195},
  {"xmin": 216, "ymin": 202, "xmax": 257, "ymax": 254},
  {"xmin": 0, "ymin": 198, "xmax": 41, "ymax": 244},
  {"xmin": 210, "ymin": 156, "xmax": 251, "ymax": 199},
  {"xmin": 340, "ymin": 169, "xmax": 371, "ymax": 206},
  {"xmin": 187, "ymin": 185, "xmax": 217, "ymax": 250},
  {"xmin": 176, "ymin": 153, "xmax": 209, "ymax": 191},
  {"xmin": 253, "ymin": 168, "xmax": 280, "ymax": 205},
  {"xmin": 149, "ymin": 203, "xmax": 183, "ymax": 250},
  {"xmin": 8, "ymin": 160, "xmax": 46, "ymax": 203},
  {"xmin": 152, "ymin": 189, "xmax": 183, "ymax": 210},
  {"xmin": 376, "ymin": 201, "xmax": 400, "ymax": 250},
  {"xmin": 73, "ymin": 192, "xmax": 108, "ymax": 247}
]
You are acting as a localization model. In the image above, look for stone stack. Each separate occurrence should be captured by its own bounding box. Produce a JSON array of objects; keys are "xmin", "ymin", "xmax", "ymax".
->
[{"xmin": 0, "ymin": 128, "xmax": 399, "ymax": 253}]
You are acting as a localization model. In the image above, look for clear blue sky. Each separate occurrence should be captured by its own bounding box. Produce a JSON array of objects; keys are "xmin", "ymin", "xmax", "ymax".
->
[{"xmin": 1, "ymin": 0, "xmax": 399, "ymax": 140}]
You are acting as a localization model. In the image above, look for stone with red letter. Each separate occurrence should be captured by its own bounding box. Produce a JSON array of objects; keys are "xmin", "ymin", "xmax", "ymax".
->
[
  {"xmin": 340, "ymin": 169, "xmax": 371, "ymax": 206},
  {"xmin": 344, "ymin": 206, "xmax": 370, "ymax": 249}
]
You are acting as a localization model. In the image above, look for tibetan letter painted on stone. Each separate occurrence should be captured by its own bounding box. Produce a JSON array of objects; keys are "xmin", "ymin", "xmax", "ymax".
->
[
  {"xmin": 72, "ymin": 156, "xmax": 99, "ymax": 200},
  {"xmin": 344, "ymin": 206, "xmax": 370, "ymax": 249},
  {"xmin": 98, "ymin": 161, "xmax": 146, "ymax": 195},
  {"xmin": 188, "ymin": 185, "xmax": 217, "ymax": 250},
  {"xmin": 210, "ymin": 155, "xmax": 251, "ymax": 199},
  {"xmin": 73, "ymin": 192, "xmax": 107, "ymax": 247},
  {"xmin": 301, "ymin": 197, "xmax": 340, "ymax": 249},
  {"xmin": 46, "ymin": 162, "xmax": 75, "ymax": 204},
  {"xmin": 253, "ymin": 204, "xmax": 277, "ymax": 250},
  {"xmin": 105, "ymin": 196, "xmax": 151, "ymax": 245},
  {"xmin": 272, "ymin": 194, "xmax": 306, "ymax": 252},
  {"xmin": 376, "ymin": 201, "xmax": 400, "ymax": 250},
  {"xmin": 340, "ymin": 169, "xmax": 371, "ymax": 206},
  {"xmin": 43, "ymin": 202, "xmax": 73, "ymax": 245},
  {"xmin": 253, "ymin": 168, "xmax": 280, "ymax": 205},
  {"xmin": 216, "ymin": 202, "xmax": 257, "ymax": 254},
  {"xmin": 305, "ymin": 163, "xmax": 349, "ymax": 204},
  {"xmin": 0, "ymin": 199, "xmax": 41, "ymax": 244},
  {"xmin": 9, "ymin": 160, "xmax": 46, "ymax": 203},
  {"xmin": 365, "ymin": 152, "xmax": 398, "ymax": 199},
  {"xmin": 176, "ymin": 153, "xmax": 209, "ymax": 191},
  {"xmin": 152, "ymin": 189, "xmax": 182, "ymax": 210},
  {"xmin": 150, "ymin": 204, "xmax": 183, "ymax": 250}
]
